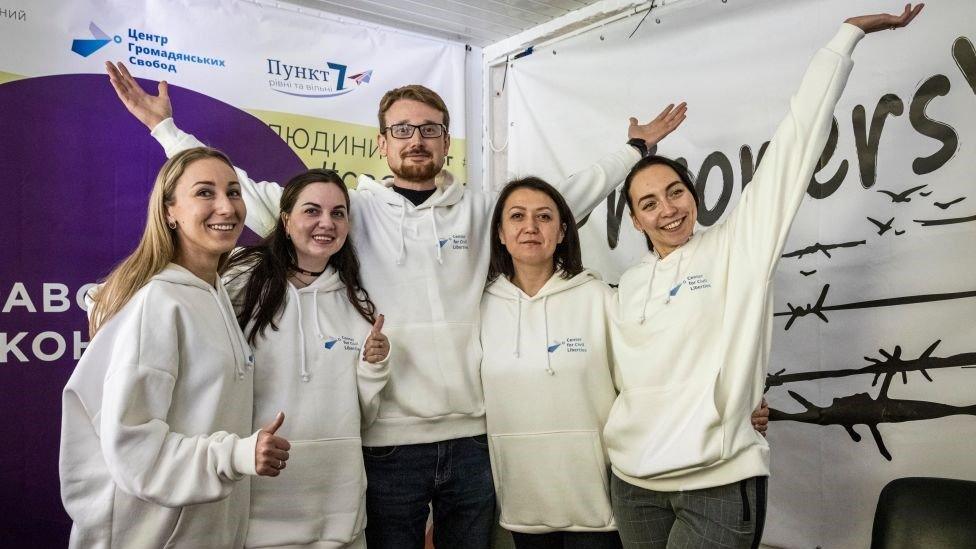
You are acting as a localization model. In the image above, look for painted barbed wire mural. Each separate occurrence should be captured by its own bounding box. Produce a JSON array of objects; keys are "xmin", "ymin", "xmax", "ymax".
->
[{"xmin": 762, "ymin": 34, "xmax": 976, "ymax": 461}]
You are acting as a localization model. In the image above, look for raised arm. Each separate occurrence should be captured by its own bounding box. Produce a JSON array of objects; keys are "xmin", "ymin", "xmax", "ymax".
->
[
  {"xmin": 107, "ymin": 61, "xmax": 284, "ymax": 237},
  {"xmin": 728, "ymin": 4, "xmax": 922, "ymax": 273},
  {"xmin": 554, "ymin": 102, "xmax": 687, "ymax": 220}
]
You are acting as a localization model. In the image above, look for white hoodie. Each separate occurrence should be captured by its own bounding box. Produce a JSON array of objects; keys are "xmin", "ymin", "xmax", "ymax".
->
[
  {"xmin": 60, "ymin": 264, "xmax": 257, "ymax": 549},
  {"xmin": 151, "ymin": 121, "xmax": 639, "ymax": 446},
  {"xmin": 481, "ymin": 270, "xmax": 617, "ymax": 533},
  {"xmin": 223, "ymin": 264, "xmax": 390, "ymax": 548},
  {"xmin": 606, "ymin": 24, "xmax": 864, "ymax": 492}
]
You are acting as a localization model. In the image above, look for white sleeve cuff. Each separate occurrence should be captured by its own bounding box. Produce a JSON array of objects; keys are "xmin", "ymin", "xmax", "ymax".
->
[
  {"xmin": 826, "ymin": 23, "xmax": 865, "ymax": 58},
  {"xmin": 231, "ymin": 431, "xmax": 260, "ymax": 477},
  {"xmin": 149, "ymin": 117, "xmax": 177, "ymax": 139}
]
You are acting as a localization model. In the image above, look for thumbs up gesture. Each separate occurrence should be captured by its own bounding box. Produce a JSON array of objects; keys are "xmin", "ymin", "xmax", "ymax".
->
[
  {"xmin": 362, "ymin": 314, "xmax": 390, "ymax": 364},
  {"xmin": 255, "ymin": 412, "xmax": 291, "ymax": 477}
]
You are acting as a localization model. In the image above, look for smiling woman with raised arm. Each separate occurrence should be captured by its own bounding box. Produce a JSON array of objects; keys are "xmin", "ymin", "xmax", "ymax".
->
[
  {"xmin": 60, "ymin": 148, "xmax": 290, "ymax": 548},
  {"xmin": 606, "ymin": 5, "xmax": 924, "ymax": 549}
]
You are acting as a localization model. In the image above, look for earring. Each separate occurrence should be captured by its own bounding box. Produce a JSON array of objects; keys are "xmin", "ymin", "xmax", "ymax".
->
[
  {"xmin": 168, "ymin": 220, "xmax": 177, "ymax": 229},
  {"xmin": 286, "ymin": 233, "xmax": 291, "ymax": 240}
]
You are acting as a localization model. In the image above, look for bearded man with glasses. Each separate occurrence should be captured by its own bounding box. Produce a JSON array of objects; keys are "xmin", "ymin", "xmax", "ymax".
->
[{"xmin": 105, "ymin": 65, "xmax": 686, "ymax": 548}]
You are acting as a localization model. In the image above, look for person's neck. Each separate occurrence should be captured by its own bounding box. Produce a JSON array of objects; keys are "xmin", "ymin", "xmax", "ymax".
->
[
  {"xmin": 294, "ymin": 252, "xmax": 329, "ymax": 274},
  {"xmin": 173, "ymin": 250, "xmax": 220, "ymax": 287},
  {"xmin": 511, "ymin": 262, "xmax": 556, "ymax": 297},
  {"xmin": 392, "ymin": 177, "xmax": 436, "ymax": 192}
]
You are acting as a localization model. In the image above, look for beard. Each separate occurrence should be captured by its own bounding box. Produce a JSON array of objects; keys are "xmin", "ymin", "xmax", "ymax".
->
[{"xmin": 391, "ymin": 147, "xmax": 445, "ymax": 183}]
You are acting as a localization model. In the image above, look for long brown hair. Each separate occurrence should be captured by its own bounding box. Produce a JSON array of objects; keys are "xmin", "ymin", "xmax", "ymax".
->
[
  {"xmin": 89, "ymin": 147, "xmax": 236, "ymax": 337},
  {"xmin": 223, "ymin": 169, "xmax": 376, "ymax": 344}
]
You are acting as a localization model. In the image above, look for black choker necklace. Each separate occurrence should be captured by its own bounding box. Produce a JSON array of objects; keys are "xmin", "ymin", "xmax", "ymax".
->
[{"xmin": 291, "ymin": 264, "xmax": 326, "ymax": 277}]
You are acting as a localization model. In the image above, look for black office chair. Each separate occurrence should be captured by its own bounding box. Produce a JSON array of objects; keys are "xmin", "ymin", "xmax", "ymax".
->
[{"xmin": 871, "ymin": 477, "xmax": 976, "ymax": 549}]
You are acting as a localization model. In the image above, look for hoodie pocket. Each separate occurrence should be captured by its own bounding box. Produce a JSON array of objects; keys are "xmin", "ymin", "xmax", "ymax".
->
[
  {"xmin": 605, "ymin": 376, "xmax": 723, "ymax": 479},
  {"xmin": 489, "ymin": 430, "xmax": 613, "ymax": 530},
  {"xmin": 110, "ymin": 488, "xmax": 183, "ymax": 548},
  {"xmin": 247, "ymin": 437, "xmax": 366, "ymax": 547}
]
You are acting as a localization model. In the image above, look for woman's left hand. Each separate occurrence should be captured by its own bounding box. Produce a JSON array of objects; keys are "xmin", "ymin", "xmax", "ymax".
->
[
  {"xmin": 362, "ymin": 314, "xmax": 389, "ymax": 363},
  {"xmin": 845, "ymin": 3, "xmax": 923, "ymax": 34},
  {"xmin": 751, "ymin": 398, "xmax": 770, "ymax": 437}
]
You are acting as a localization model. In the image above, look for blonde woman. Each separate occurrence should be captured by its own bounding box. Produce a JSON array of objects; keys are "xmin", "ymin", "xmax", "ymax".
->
[{"xmin": 60, "ymin": 147, "xmax": 290, "ymax": 548}]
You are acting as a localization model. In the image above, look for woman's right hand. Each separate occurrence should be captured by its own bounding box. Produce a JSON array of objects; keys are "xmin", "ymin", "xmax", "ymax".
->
[
  {"xmin": 105, "ymin": 61, "xmax": 173, "ymax": 130},
  {"xmin": 255, "ymin": 411, "xmax": 291, "ymax": 476}
]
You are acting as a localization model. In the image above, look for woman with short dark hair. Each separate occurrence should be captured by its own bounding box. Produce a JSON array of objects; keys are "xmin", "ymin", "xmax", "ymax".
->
[{"xmin": 481, "ymin": 176, "xmax": 622, "ymax": 549}]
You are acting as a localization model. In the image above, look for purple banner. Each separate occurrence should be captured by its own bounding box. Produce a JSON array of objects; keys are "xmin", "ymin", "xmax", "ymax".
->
[{"xmin": 0, "ymin": 73, "xmax": 304, "ymax": 545}]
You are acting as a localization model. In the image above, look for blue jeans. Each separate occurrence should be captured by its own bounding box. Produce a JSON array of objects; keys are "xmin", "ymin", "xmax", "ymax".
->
[{"xmin": 363, "ymin": 435, "xmax": 496, "ymax": 549}]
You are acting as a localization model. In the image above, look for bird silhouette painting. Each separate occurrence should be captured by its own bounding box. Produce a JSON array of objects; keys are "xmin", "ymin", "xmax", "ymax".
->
[
  {"xmin": 877, "ymin": 184, "xmax": 927, "ymax": 203},
  {"xmin": 867, "ymin": 216, "xmax": 905, "ymax": 236},
  {"xmin": 934, "ymin": 197, "xmax": 966, "ymax": 209}
]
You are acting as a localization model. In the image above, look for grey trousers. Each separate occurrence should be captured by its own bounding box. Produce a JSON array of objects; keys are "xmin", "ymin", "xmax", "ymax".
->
[{"xmin": 610, "ymin": 474, "xmax": 767, "ymax": 549}]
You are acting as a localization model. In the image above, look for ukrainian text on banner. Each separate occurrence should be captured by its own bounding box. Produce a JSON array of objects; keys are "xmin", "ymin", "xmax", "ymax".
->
[
  {"xmin": 0, "ymin": 0, "xmax": 466, "ymax": 544},
  {"xmin": 501, "ymin": 0, "xmax": 976, "ymax": 547}
]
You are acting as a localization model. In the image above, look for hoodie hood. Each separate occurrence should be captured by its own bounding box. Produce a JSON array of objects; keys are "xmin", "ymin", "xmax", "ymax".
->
[
  {"xmin": 635, "ymin": 231, "xmax": 704, "ymax": 323},
  {"xmin": 486, "ymin": 269, "xmax": 599, "ymax": 301},
  {"xmin": 356, "ymin": 171, "xmax": 465, "ymax": 266},
  {"xmin": 486, "ymin": 269, "xmax": 600, "ymax": 375},
  {"xmin": 156, "ymin": 263, "xmax": 254, "ymax": 378},
  {"xmin": 355, "ymin": 169, "xmax": 463, "ymax": 209}
]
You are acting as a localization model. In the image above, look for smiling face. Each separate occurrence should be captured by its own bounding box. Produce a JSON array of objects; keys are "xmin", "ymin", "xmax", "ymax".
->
[
  {"xmin": 628, "ymin": 163, "xmax": 698, "ymax": 258},
  {"xmin": 165, "ymin": 156, "xmax": 245, "ymax": 268},
  {"xmin": 282, "ymin": 181, "xmax": 349, "ymax": 271},
  {"xmin": 378, "ymin": 99, "xmax": 449, "ymax": 186},
  {"xmin": 498, "ymin": 188, "xmax": 566, "ymax": 271}
]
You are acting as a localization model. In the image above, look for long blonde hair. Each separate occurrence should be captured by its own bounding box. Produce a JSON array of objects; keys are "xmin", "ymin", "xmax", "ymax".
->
[{"xmin": 89, "ymin": 147, "xmax": 235, "ymax": 337}]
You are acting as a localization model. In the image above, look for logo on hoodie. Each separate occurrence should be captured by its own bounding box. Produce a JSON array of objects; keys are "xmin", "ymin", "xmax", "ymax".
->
[
  {"xmin": 548, "ymin": 337, "xmax": 588, "ymax": 354},
  {"xmin": 669, "ymin": 282, "xmax": 683, "ymax": 297},
  {"xmin": 686, "ymin": 274, "xmax": 712, "ymax": 291},
  {"xmin": 441, "ymin": 233, "xmax": 468, "ymax": 251},
  {"xmin": 322, "ymin": 335, "xmax": 361, "ymax": 351}
]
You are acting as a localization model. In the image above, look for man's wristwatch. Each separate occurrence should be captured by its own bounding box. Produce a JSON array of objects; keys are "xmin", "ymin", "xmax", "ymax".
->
[{"xmin": 627, "ymin": 137, "xmax": 651, "ymax": 158}]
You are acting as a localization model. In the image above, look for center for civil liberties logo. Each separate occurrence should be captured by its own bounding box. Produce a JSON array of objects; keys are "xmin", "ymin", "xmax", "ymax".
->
[
  {"xmin": 323, "ymin": 335, "xmax": 360, "ymax": 351},
  {"xmin": 439, "ymin": 234, "xmax": 468, "ymax": 251},
  {"xmin": 548, "ymin": 337, "xmax": 588, "ymax": 353},
  {"xmin": 71, "ymin": 22, "xmax": 120, "ymax": 57},
  {"xmin": 266, "ymin": 58, "xmax": 372, "ymax": 98}
]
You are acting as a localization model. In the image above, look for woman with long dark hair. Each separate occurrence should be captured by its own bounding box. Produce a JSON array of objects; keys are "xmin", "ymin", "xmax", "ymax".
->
[{"xmin": 222, "ymin": 168, "xmax": 390, "ymax": 548}]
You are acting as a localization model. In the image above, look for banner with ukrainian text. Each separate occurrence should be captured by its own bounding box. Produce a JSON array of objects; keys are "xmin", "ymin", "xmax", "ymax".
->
[
  {"xmin": 0, "ymin": 0, "xmax": 466, "ymax": 543},
  {"xmin": 499, "ymin": 0, "xmax": 976, "ymax": 547}
]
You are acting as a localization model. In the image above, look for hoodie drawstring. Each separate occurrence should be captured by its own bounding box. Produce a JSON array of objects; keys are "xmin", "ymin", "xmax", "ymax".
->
[
  {"xmin": 395, "ymin": 206, "xmax": 407, "ymax": 266},
  {"xmin": 214, "ymin": 280, "xmax": 252, "ymax": 380},
  {"xmin": 543, "ymin": 296, "xmax": 554, "ymax": 375},
  {"xmin": 289, "ymin": 285, "xmax": 311, "ymax": 382},
  {"xmin": 513, "ymin": 292, "xmax": 522, "ymax": 357},
  {"xmin": 639, "ymin": 261, "xmax": 656, "ymax": 325},
  {"xmin": 639, "ymin": 249, "xmax": 685, "ymax": 323},
  {"xmin": 666, "ymin": 250, "xmax": 684, "ymax": 305},
  {"xmin": 429, "ymin": 208, "xmax": 443, "ymax": 264}
]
